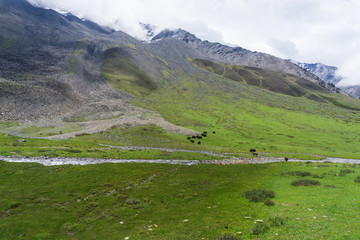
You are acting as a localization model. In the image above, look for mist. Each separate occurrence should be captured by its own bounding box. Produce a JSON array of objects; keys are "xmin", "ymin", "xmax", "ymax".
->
[{"xmin": 28, "ymin": 0, "xmax": 360, "ymax": 86}]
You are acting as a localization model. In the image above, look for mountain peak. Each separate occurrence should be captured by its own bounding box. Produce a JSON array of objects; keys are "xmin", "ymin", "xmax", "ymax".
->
[{"xmin": 151, "ymin": 28, "xmax": 200, "ymax": 43}]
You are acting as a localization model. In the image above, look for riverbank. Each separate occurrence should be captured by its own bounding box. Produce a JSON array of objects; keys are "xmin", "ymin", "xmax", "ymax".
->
[{"xmin": 1, "ymin": 155, "xmax": 359, "ymax": 166}]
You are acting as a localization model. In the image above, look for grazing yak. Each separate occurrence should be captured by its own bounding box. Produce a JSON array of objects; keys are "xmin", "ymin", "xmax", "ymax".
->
[
  {"xmin": 187, "ymin": 136, "xmax": 191, "ymax": 140},
  {"xmin": 252, "ymin": 152, "xmax": 258, "ymax": 156},
  {"xmin": 249, "ymin": 148, "xmax": 256, "ymax": 153},
  {"xmin": 190, "ymin": 140, "xmax": 195, "ymax": 143},
  {"xmin": 198, "ymin": 141, "xmax": 201, "ymax": 144}
]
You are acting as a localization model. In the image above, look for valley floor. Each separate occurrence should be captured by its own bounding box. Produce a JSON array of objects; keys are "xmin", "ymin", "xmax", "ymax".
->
[
  {"xmin": 2, "ymin": 160, "xmax": 360, "ymax": 239},
  {"xmin": 1, "ymin": 154, "xmax": 359, "ymax": 166}
]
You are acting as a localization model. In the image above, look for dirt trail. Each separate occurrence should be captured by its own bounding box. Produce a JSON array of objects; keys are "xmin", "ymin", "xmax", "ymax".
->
[{"xmin": 47, "ymin": 114, "xmax": 198, "ymax": 140}]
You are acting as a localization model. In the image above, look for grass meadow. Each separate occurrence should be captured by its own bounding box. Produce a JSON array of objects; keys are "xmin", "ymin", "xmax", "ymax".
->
[
  {"xmin": 1, "ymin": 48, "xmax": 360, "ymax": 239},
  {"xmin": 1, "ymin": 161, "xmax": 360, "ymax": 239}
]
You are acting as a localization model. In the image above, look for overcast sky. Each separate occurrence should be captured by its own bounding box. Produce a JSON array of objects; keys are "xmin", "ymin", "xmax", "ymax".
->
[{"xmin": 28, "ymin": 0, "xmax": 360, "ymax": 86}]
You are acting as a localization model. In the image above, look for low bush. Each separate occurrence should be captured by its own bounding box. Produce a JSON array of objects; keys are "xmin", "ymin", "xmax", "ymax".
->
[
  {"xmin": 63, "ymin": 222, "xmax": 86, "ymax": 233},
  {"xmin": 9, "ymin": 202, "xmax": 21, "ymax": 209},
  {"xmin": 312, "ymin": 174, "xmax": 324, "ymax": 179},
  {"xmin": 75, "ymin": 133, "xmax": 90, "ymax": 137},
  {"xmin": 269, "ymin": 216, "xmax": 286, "ymax": 226},
  {"xmin": 354, "ymin": 176, "xmax": 360, "ymax": 183},
  {"xmin": 126, "ymin": 198, "xmax": 140, "ymax": 205},
  {"xmin": 264, "ymin": 199, "xmax": 275, "ymax": 206},
  {"xmin": 243, "ymin": 189, "xmax": 275, "ymax": 202},
  {"xmin": 291, "ymin": 179, "xmax": 320, "ymax": 186},
  {"xmin": 252, "ymin": 223, "xmax": 269, "ymax": 236},
  {"xmin": 282, "ymin": 171, "xmax": 312, "ymax": 177},
  {"xmin": 63, "ymin": 149, "xmax": 82, "ymax": 153},
  {"xmin": 340, "ymin": 169, "xmax": 354, "ymax": 174}
]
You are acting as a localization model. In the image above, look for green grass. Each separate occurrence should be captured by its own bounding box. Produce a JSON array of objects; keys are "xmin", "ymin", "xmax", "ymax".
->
[
  {"xmin": 0, "ymin": 133, "xmax": 222, "ymax": 160},
  {"xmin": 189, "ymin": 58, "xmax": 328, "ymax": 98},
  {"xmin": 129, "ymin": 71, "xmax": 360, "ymax": 158},
  {"xmin": 92, "ymin": 49, "xmax": 360, "ymax": 159},
  {"xmin": 101, "ymin": 47, "xmax": 157, "ymax": 97},
  {"xmin": 19, "ymin": 124, "xmax": 82, "ymax": 138},
  {"xmin": 2, "ymin": 161, "xmax": 360, "ymax": 239}
]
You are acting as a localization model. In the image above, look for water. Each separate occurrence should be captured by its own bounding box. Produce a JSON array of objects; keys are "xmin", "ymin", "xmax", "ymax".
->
[{"xmin": 1, "ymin": 155, "xmax": 359, "ymax": 166}]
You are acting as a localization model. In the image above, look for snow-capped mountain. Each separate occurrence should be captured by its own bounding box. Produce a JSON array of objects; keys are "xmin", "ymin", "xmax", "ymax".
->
[
  {"xmin": 288, "ymin": 60, "xmax": 360, "ymax": 98},
  {"xmin": 288, "ymin": 60, "xmax": 342, "ymax": 85}
]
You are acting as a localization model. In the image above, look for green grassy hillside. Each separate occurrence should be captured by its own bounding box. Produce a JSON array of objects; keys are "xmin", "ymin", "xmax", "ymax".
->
[
  {"xmin": 190, "ymin": 58, "xmax": 328, "ymax": 99},
  {"xmin": 101, "ymin": 47, "xmax": 158, "ymax": 97},
  {"xmin": 100, "ymin": 51, "xmax": 360, "ymax": 158}
]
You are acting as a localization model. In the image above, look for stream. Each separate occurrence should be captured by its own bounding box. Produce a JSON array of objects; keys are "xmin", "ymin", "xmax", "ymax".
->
[{"xmin": 1, "ymin": 155, "xmax": 360, "ymax": 166}]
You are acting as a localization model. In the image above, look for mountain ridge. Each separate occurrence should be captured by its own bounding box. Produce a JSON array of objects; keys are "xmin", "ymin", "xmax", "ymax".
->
[
  {"xmin": 1, "ymin": 0, "xmax": 359, "ymax": 130},
  {"xmin": 289, "ymin": 59, "xmax": 360, "ymax": 98}
]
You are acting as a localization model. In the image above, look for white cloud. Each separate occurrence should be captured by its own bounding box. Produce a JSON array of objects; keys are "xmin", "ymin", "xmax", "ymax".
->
[
  {"xmin": 27, "ymin": 0, "xmax": 360, "ymax": 85},
  {"xmin": 268, "ymin": 38, "xmax": 298, "ymax": 59}
]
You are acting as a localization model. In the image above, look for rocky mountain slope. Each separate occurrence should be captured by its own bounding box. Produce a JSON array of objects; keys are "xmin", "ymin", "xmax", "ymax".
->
[
  {"xmin": 151, "ymin": 29, "xmax": 321, "ymax": 82},
  {"xmin": 288, "ymin": 60, "xmax": 342, "ymax": 85},
  {"xmin": 0, "ymin": 0, "xmax": 139, "ymax": 121},
  {"xmin": 0, "ymin": 0, "xmax": 358, "ymax": 128},
  {"xmin": 289, "ymin": 60, "xmax": 360, "ymax": 98}
]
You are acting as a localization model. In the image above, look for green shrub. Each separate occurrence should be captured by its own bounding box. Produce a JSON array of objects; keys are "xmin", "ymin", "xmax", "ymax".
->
[
  {"xmin": 243, "ymin": 189, "xmax": 275, "ymax": 202},
  {"xmin": 269, "ymin": 216, "xmax": 286, "ymax": 226},
  {"xmin": 282, "ymin": 171, "xmax": 312, "ymax": 177},
  {"xmin": 340, "ymin": 169, "xmax": 354, "ymax": 174},
  {"xmin": 354, "ymin": 176, "xmax": 360, "ymax": 183},
  {"xmin": 63, "ymin": 222, "xmax": 86, "ymax": 233},
  {"xmin": 312, "ymin": 174, "xmax": 324, "ymax": 179},
  {"xmin": 264, "ymin": 199, "xmax": 275, "ymax": 206},
  {"xmin": 213, "ymin": 233, "xmax": 242, "ymax": 240},
  {"xmin": 252, "ymin": 223, "xmax": 269, "ymax": 235},
  {"xmin": 63, "ymin": 149, "xmax": 82, "ymax": 153},
  {"xmin": 291, "ymin": 179, "xmax": 320, "ymax": 186},
  {"xmin": 9, "ymin": 202, "xmax": 21, "ymax": 209},
  {"xmin": 126, "ymin": 198, "xmax": 140, "ymax": 205}
]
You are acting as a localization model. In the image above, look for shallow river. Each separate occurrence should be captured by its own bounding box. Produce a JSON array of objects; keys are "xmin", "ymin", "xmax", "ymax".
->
[{"xmin": 1, "ymin": 155, "xmax": 359, "ymax": 166}]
